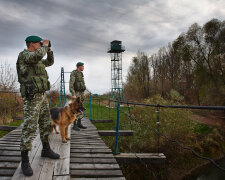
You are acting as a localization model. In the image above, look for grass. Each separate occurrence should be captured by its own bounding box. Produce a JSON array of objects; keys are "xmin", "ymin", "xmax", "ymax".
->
[
  {"xmin": 7, "ymin": 120, "xmax": 24, "ymax": 127},
  {"xmin": 0, "ymin": 131, "xmax": 8, "ymax": 138},
  {"xmin": 0, "ymin": 119, "xmax": 24, "ymax": 138},
  {"xmin": 194, "ymin": 123, "xmax": 213, "ymax": 134}
]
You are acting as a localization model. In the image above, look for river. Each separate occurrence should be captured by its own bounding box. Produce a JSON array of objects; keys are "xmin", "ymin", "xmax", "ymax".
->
[{"xmin": 191, "ymin": 158, "xmax": 225, "ymax": 180}]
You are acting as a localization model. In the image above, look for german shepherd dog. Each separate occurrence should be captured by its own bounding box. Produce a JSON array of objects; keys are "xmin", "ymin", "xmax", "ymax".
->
[{"xmin": 50, "ymin": 97, "xmax": 85, "ymax": 143}]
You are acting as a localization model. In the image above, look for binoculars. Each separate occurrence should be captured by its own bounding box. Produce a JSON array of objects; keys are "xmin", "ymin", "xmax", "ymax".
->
[{"xmin": 40, "ymin": 41, "xmax": 51, "ymax": 47}]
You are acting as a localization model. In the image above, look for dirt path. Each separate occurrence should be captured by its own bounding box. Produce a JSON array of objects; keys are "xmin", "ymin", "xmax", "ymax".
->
[{"xmin": 193, "ymin": 113, "xmax": 225, "ymax": 129}]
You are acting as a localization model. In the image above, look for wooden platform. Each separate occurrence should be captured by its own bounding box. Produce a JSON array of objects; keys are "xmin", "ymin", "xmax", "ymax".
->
[
  {"xmin": 70, "ymin": 118, "xmax": 125, "ymax": 179},
  {"xmin": 91, "ymin": 120, "xmax": 113, "ymax": 123},
  {"xmin": 98, "ymin": 130, "xmax": 133, "ymax": 136},
  {"xmin": 115, "ymin": 153, "xmax": 166, "ymax": 164},
  {"xmin": 0, "ymin": 125, "xmax": 18, "ymax": 131},
  {"xmin": 0, "ymin": 118, "xmax": 125, "ymax": 179},
  {"xmin": 0, "ymin": 126, "xmax": 24, "ymax": 179},
  {"xmin": 12, "ymin": 126, "xmax": 71, "ymax": 180}
]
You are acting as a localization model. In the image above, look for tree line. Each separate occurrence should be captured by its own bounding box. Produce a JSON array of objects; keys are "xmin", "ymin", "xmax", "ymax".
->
[{"xmin": 124, "ymin": 18, "xmax": 225, "ymax": 105}]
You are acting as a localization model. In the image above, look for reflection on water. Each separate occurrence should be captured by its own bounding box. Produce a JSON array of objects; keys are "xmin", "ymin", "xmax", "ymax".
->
[{"xmin": 194, "ymin": 159, "xmax": 225, "ymax": 180}]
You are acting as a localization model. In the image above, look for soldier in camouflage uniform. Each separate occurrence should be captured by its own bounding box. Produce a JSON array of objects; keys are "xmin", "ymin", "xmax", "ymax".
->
[
  {"xmin": 16, "ymin": 35, "xmax": 60, "ymax": 176},
  {"xmin": 69, "ymin": 62, "xmax": 87, "ymax": 131}
]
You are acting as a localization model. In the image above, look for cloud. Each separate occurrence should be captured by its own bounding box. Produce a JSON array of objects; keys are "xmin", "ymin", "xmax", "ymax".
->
[{"xmin": 0, "ymin": 0, "xmax": 224, "ymax": 94}]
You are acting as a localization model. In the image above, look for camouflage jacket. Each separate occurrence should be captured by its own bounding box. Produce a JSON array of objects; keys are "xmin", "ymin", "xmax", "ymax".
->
[
  {"xmin": 16, "ymin": 46, "xmax": 54, "ymax": 97},
  {"xmin": 69, "ymin": 70, "xmax": 86, "ymax": 95}
]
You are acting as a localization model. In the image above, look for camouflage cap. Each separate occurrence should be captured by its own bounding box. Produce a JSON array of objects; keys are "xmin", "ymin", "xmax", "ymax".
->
[
  {"xmin": 76, "ymin": 62, "xmax": 84, "ymax": 67},
  {"xmin": 25, "ymin": 35, "xmax": 42, "ymax": 42}
]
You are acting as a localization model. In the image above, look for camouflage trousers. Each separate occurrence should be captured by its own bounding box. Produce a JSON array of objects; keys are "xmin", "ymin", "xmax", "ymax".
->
[
  {"xmin": 20, "ymin": 93, "xmax": 51, "ymax": 151},
  {"xmin": 74, "ymin": 91, "xmax": 85, "ymax": 120}
]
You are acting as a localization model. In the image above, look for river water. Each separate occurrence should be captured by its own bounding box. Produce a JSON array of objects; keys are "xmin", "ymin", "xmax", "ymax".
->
[{"xmin": 192, "ymin": 158, "xmax": 225, "ymax": 180}]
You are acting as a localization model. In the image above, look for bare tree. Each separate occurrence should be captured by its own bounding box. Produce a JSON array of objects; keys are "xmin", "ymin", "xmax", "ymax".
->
[{"xmin": 0, "ymin": 61, "xmax": 18, "ymax": 91}]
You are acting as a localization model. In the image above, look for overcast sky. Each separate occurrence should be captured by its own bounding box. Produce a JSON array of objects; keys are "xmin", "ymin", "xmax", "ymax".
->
[{"xmin": 0, "ymin": 0, "xmax": 225, "ymax": 94}]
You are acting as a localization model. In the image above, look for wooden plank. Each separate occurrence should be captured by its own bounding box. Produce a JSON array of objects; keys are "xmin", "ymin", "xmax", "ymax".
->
[
  {"xmin": 70, "ymin": 118, "xmax": 125, "ymax": 179},
  {"xmin": 1, "ymin": 137, "xmax": 21, "ymax": 140},
  {"xmin": 71, "ymin": 177, "xmax": 126, "ymax": 180},
  {"xmin": 71, "ymin": 134, "xmax": 100, "ymax": 138},
  {"xmin": 5, "ymin": 134, "xmax": 22, "ymax": 137},
  {"xmin": 53, "ymin": 175, "xmax": 70, "ymax": 180},
  {"xmin": 114, "ymin": 153, "xmax": 166, "ymax": 164},
  {"xmin": 0, "ymin": 143, "xmax": 20, "ymax": 147},
  {"xmin": 70, "ymin": 137, "xmax": 102, "ymax": 140},
  {"xmin": 0, "ymin": 169, "xmax": 15, "ymax": 176},
  {"xmin": 98, "ymin": 130, "xmax": 133, "ymax": 136},
  {"xmin": 0, "ymin": 141, "xmax": 20, "ymax": 145},
  {"xmin": 91, "ymin": 120, "xmax": 113, "ymax": 123},
  {"xmin": 2, "ymin": 135, "xmax": 21, "ymax": 139},
  {"xmin": 12, "ymin": 145, "xmax": 43, "ymax": 180},
  {"xmin": 70, "ymin": 145, "xmax": 108, "ymax": 148},
  {"xmin": 70, "ymin": 153, "xmax": 114, "ymax": 158},
  {"xmin": 0, "ymin": 177, "xmax": 12, "ymax": 180},
  {"xmin": 53, "ymin": 125, "xmax": 71, "ymax": 176},
  {"xmin": 70, "ymin": 140, "xmax": 104, "ymax": 143},
  {"xmin": 70, "ymin": 169, "xmax": 123, "ymax": 177},
  {"xmin": 11, "ymin": 134, "xmax": 42, "ymax": 180},
  {"xmin": 0, "ymin": 139, "xmax": 21, "ymax": 142},
  {"xmin": 0, "ymin": 156, "xmax": 21, "ymax": 162},
  {"xmin": 70, "ymin": 146, "xmax": 110, "ymax": 149},
  {"xmin": 0, "ymin": 162, "xmax": 19, "ymax": 169},
  {"xmin": 0, "ymin": 146, "xmax": 20, "ymax": 151},
  {"xmin": 70, "ymin": 149, "xmax": 112, "ymax": 154},
  {"xmin": 72, "ymin": 131, "xmax": 98, "ymax": 134},
  {"xmin": 72, "ymin": 128, "xmax": 97, "ymax": 131},
  {"xmin": 0, "ymin": 125, "xmax": 17, "ymax": 131},
  {"xmin": 7, "ymin": 131, "xmax": 23, "ymax": 134},
  {"xmin": 70, "ymin": 142, "xmax": 105, "ymax": 145},
  {"xmin": 70, "ymin": 158, "xmax": 117, "ymax": 164},
  {"xmin": 38, "ymin": 160, "xmax": 55, "ymax": 180},
  {"xmin": 38, "ymin": 133, "xmax": 60, "ymax": 180},
  {"xmin": 0, "ymin": 151, "xmax": 20, "ymax": 156},
  {"xmin": 39, "ymin": 125, "xmax": 71, "ymax": 179},
  {"xmin": 70, "ymin": 163, "xmax": 120, "ymax": 170}
]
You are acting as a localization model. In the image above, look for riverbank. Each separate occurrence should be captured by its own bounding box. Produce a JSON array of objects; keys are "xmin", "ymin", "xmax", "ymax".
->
[{"xmin": 182, "ymin": 153, "xmax": 225, "ymax": 180}]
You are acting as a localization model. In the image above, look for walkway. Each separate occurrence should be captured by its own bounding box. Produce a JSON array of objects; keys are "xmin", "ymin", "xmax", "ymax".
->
[
  {"xmin": 0, "ymin": 118, "xmax": 125, "ymax": 179},
  {"xmin": 70, "ymin": 118, "xmax": 125, "ymax": 179}
]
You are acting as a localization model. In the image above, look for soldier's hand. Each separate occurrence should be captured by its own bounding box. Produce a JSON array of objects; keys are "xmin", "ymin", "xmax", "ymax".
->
[
  {"xmin": 42, "ymin": 39, "xmax": 50, "ymax": 46},
  {"xmin": 72, "ymin": 96, "xmax": 76, "ymax": 99}
]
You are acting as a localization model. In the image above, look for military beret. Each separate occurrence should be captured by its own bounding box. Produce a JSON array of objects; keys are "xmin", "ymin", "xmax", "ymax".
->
[
  {"xmin": 25, "ymin": 35, "xmax": 42, "ymax": 42},
  {"xmin": 76, "ymin": 62, "xmax": 84, "ymax": 67}
]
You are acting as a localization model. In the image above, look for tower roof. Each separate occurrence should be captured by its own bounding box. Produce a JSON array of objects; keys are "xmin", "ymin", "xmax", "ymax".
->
[{"xmin": 107, "ymin": 40, "xmax": 125, "ymax": 53}]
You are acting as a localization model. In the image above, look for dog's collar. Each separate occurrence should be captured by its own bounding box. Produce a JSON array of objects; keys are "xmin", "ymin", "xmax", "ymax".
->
[{"xmin": 69, "ymin": 106, "xmax": 76, "ymax": 115}]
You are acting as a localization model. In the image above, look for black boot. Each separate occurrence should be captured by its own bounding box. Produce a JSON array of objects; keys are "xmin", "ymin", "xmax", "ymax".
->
[
  {"xmin": 73, "ymin": 121, "xmax": 80, "ymax": 131},
  {"xmin": 77, "ymin": 119, "xmax": 87, "ymax": 129},
  {"xmin": 41, "ymin": 142, "xmax": 60, "ymax": 159},
  {"xmin": 21, "ymin": 150, "xmax": 33, "ymax": 176}
]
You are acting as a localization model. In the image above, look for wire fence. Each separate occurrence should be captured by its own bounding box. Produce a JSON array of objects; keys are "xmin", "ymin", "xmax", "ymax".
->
[{"xmin": 85, "ymin": 92, "xmax": 225, "ymax": 174}]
